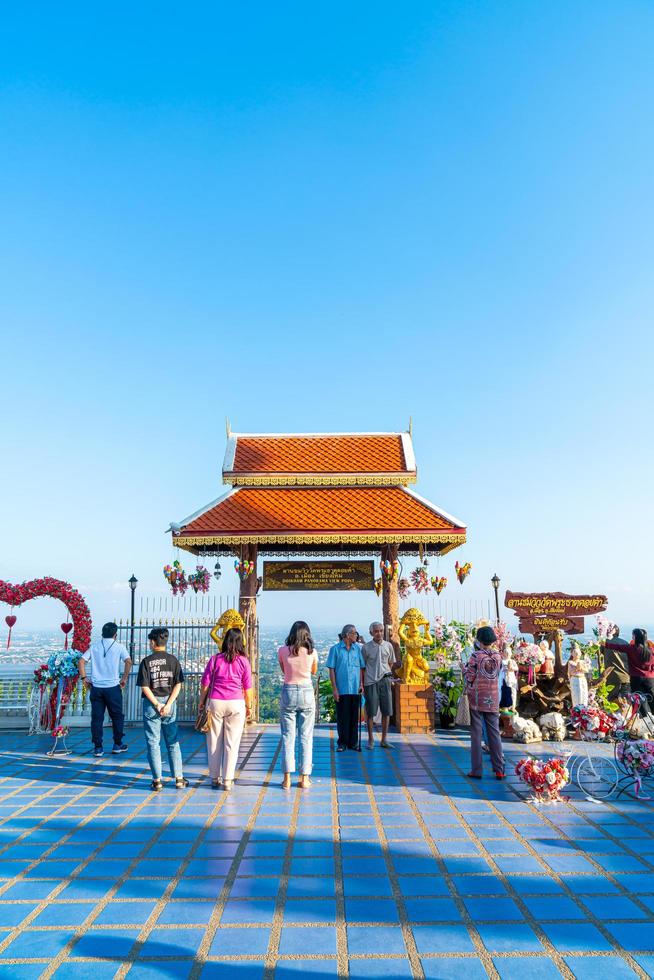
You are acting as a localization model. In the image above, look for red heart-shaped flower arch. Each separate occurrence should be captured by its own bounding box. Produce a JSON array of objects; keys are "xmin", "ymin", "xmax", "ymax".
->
[{"xmin": 0, "ymin": 578, "xmax": 92, "ymax": 653}]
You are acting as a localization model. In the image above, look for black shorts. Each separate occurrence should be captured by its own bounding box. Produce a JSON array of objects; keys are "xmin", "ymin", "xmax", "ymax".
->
[{"xmin": 364, "ymin": 677, "xmax": 393, "ymax": 718}]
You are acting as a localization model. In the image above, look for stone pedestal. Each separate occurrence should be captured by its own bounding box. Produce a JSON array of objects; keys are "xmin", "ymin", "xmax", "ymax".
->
[{"xmin": 392, "ymin": 683, "xmax": 435, "ymax": 734}]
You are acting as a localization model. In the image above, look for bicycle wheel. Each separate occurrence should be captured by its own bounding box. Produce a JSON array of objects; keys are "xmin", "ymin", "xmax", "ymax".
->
[{"xmin": 576, "ymin": 756, "xmax": 619, "ymax": 800}]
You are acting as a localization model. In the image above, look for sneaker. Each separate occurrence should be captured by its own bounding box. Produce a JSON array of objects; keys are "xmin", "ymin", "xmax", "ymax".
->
[
  {"xmin": 93, "ymin": 747, "xmax": 104, "ymax": 758},
  {"xmin": 112, "ymin": 744, "xmax": 128, "ymax": 754}
]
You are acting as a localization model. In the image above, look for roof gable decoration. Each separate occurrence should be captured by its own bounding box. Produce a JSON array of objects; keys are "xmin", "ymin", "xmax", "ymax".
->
[{"xmin": 222, "ymin": 431, "xmax": 417, "ymax": 486}]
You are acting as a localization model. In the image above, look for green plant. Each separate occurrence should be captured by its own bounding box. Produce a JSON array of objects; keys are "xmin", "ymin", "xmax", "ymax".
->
[
  {"xmin": 593, "ymin": 679, "xmax": 619, "ymax": 714},
  {"xmin": 432, "ymin": 666, "xmax": 463, "ymax": 718},
  {"xmin": 318, "ymin": 676, "xmax": 336, "ymax": 722}
]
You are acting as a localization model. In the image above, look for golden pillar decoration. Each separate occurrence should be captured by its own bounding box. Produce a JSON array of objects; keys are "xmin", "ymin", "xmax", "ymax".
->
[
  {"xmin": 398, "ymin": 607, "xmax": 432, "ymax": 685},
  {"xmin": 238, "ymin": 543, "xmax": 259, "ymax": 721}
]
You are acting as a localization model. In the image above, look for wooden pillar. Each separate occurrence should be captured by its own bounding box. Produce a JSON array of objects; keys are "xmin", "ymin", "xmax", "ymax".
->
[
  {"xmin": 238, "ymin": 543, "xmax": 259, "ymax": 721},
  {"xmin": 381, "ymin": 543, "xmax": 400, "ymax": 655}
]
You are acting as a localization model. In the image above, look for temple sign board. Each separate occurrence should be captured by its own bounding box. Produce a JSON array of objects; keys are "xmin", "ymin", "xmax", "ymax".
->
[
  {"xmin": 505, "ymin": 591, "xmax": 608, "ymax": 637},
  {"xmin": 263, "ymin": 560, "xmax": 374, "ymax": 592}
]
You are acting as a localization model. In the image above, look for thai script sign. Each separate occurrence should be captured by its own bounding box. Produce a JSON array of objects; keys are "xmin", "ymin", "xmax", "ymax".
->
[
  {"xmin": 518, "ymin": 615, "xmax": 585, "ymax": 636},
  {"xmin": 505, "ymin": 592, "xmax": 608, "ymax": 618},
  {"xmin": 263, "ymin": 560, "xmax": 374, "ymax": 592}
]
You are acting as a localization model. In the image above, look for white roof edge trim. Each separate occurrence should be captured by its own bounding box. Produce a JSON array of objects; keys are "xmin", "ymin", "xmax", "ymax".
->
[
  {"xmin": 400, "ymin": 432, "xmax": 416, "ymax": 472},
  {"xmin": 222, "ymin": 434, "xmax": 237, "ymax": 472},
  {"xmin": 169, "ymin": 487, "xmax": 238, "ymax": 531},
  {"xmin": 403, "ymin": 487, "xmax": 467, "ymax": 529},
  {"xmin": 227, "ymin": 430, "xmax": 408, "ymax": 440}
]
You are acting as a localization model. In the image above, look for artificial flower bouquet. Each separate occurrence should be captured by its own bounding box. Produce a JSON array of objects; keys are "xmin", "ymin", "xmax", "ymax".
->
[
  {"xmin": 410, "ymin": 567, "xmax": 430, "ymax": 594},
  {"xmin": 188, "ymin": 565, "xmax": 211, "ymax": 594},
  {"xmin": 432, "ymin": 667, "xmax": 463, "ymax": 719},
  {"xmin": 163, "ymin": 560, "xmax": 188, "ymax": 596},
  {"xmin": 570, "ymin": 704, "xmax": 616, "ymax": 740},
  {"xmin": 514, "ymin": 641, "xmax": 544, "ymax": 683},
  {"xmin": 47, "ymin": 650, "xmax": 79, "ymax": 681},
  {"xmin": 515, "ymin": 755, "xmax": 570, "ymax": 803}
]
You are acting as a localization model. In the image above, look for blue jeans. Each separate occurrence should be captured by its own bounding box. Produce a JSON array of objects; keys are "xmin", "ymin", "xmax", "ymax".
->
[
  {"xmin": 143, "ymin": 699, "xmax": 183, "ymax": 781},
  {"xmin": 280, "ymin": 684, "xmax": 315, "ymax": 775}
]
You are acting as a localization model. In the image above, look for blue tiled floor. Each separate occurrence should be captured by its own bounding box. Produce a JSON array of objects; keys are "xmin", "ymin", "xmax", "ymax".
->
[{"xmin": 0, "ymin": 725, "xmax": 652, "ymax": 978}]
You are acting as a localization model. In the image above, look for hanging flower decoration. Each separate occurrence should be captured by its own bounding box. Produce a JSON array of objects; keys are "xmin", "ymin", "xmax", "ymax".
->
[
  {"xmin": 380, "ymin": 559, "xmax": 400, "ymax": 581},
  {"xmin": 60, "ymin": 621, "xmax": 73, "ymax": 650},
  {"xmin": 570, "ymin": 704, "xmax": 616, "ymax": 739},
  {"xmin": 4, "ymin": 614, "xmax": 17, "ymax": 650},
  {"xmin": 494, "ymin": 621, "xmax": 514, "ymax": 650},
  {"xmin": 234, "ymin": 559, "xmax": 255, "ymax": 581},
  {"xmin": 398, "ymin": 578, "xmax": 411, "ymax": 599},
  {"xmin": 410, "ymin": 568, "xmax": 430, "ymax": 594},
  {"xmin": 0, "ymin": 578, "xmax": 92, "ymax": 653},
  {"xmin": 188, "ymin": 565, "xmax": 211, "ymax": 594},
  {"xmin": 454, "ymin": 561, "xmax": 472, "ymax": 585},
  {"xmin": 431, "ymin": 576, "xmax": 447, "ymax": 595},
  {"xmin": 163, "ymin": 560, "xmax": 188, "ymax": 596},
  {"xmin": 515, "ymin": 755, "xmax": 570, "ymax": 804},
  {"xmin": 374, "ymin": 578, "xmax": 383, "ymax": 597}
]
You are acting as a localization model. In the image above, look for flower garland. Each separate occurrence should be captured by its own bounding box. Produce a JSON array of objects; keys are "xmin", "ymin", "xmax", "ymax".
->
[
  {"xmin": 188, "ymin": 565, "xmax": 211, "ymax": 594},
  {"xmin": 515, "ymin": 755, "xmax": 570, "ymax": 804},
  {"xmin": 0, "ymin": 577, "xmax": 92, "ymax": 653},
  {"xmin": 163, "ymin": 560, "xmax": 188, "ymax": 596},
  {"xmin": 410, "ymin": 568, "xmax": 430, "ymax": 593}
]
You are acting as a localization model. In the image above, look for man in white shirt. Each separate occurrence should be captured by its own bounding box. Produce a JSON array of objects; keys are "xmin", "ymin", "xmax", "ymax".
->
[
  {"xmin": 361, "ymin": 621, "xmax": 399, "ymax": 750},
  {"xmin": 78, "ymin": 622, "xmax": 132, "ymax": 758}
]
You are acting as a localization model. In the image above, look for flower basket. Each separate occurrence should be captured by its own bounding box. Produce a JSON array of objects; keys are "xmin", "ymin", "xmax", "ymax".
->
[{"xmin": 515, "ymin": 755, "xmax": 570, "ymax": 804}]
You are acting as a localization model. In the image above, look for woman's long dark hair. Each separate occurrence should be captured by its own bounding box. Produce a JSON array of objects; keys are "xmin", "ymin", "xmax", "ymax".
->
[
  {"xmin": 221, "ymin": 627, "xmax": 245, "ymax": 663},
  {"xmin": 633, "ymin": 628, "xmax": 652, "ymax": 665},
  {"xmin": 285, "ymin": 620, "xmax": 314, "ymax": 657}
]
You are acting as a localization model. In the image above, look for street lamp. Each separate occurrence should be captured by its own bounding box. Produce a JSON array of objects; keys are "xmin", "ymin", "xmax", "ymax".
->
[
  {"xmin": 128, "ymin": 575, "xmax": 138, "ymax": 658},
  {"xmin": 491, "ymin": 573, "xmax": 501, "ymax": 623}
]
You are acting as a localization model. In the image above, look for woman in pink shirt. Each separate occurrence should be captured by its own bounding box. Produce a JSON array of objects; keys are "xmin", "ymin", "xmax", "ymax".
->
[
  {"xmin": 278, "ymin": 620, "xmax": 318, "ymax": 789},
  {"xmin": 200, "ymin": 628, "xmax": 252, "ymax": 790}
]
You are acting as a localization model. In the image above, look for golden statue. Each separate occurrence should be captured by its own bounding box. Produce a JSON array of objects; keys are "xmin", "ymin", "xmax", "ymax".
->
[
  {"xmin": 398, "ymin": 607, "xmax": 433, "ymax": 685},
  {"xmin": 210, "ymin": 608, "xmax": 246, "ymax": 648}
]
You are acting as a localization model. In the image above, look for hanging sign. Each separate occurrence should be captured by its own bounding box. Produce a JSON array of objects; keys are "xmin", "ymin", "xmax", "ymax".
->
[
  {"xmin": 505, "ymin": 592, "xmax": 608, "ymax": 618},
  {"xmin": 263, "ymin": 561, "xmax": 374, "ymax": 592}
]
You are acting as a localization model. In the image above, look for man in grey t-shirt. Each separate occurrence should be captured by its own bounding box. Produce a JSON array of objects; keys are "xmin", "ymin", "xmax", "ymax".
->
[{"xmin": 361, "ymin": 622, "xmax": 399, "ymax": 750}]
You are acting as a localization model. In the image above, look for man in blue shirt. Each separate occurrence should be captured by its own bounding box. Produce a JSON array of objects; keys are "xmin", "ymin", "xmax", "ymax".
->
[{"xmin": 327, "ymin": 624, "xmax": 365, "ymax": 751}]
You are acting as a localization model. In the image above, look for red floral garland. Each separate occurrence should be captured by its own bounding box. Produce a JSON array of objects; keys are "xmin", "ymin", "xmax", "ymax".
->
[
  {"xmin": 0, "ymin": 578, "xmax": 92, "ymax": 653},
  {"xmin": 515, "ymin": 755, "xmax": 570, "ymax": 803}
]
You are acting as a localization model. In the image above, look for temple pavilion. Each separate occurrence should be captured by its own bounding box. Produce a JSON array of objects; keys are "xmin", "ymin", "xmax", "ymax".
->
[{"xmin": 169, "ymin": 426, "xmax": 466, "ymax": 697}]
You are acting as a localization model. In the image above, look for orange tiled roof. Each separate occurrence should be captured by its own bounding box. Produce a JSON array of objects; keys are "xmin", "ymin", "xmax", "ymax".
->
[
  {"xmin": 224, "ymin": 433, "xmax": 414, "ymax": 483},
  {"xmin": 175, "ymin": 486, "xmax": 465, "ymax": 547}
]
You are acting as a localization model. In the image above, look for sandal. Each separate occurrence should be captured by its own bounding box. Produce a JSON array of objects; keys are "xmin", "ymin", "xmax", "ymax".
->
[
  {"xmin": 151, "ymin": 779, "xmax": 163, "ymax": 791},
  {"xmin": 175, "ymin": 777, "xmax": 189, "ymax": 789},
  {"xmin": 211, "ymin": 779, "xmax": 221, "ymax": 789}
]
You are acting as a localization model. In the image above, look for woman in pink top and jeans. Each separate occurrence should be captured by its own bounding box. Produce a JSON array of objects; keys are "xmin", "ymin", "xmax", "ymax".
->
[
  {"xmin": 200, "ymin": 628, "xmax": 253, "ymax": 790},
  {"xmin": 278, "ymin": 621, "xmax": 318, "ymax": 789}
]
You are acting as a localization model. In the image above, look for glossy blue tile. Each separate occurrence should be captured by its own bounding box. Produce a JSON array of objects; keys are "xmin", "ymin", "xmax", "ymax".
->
[
  {"xmin": 209, "ymin": 926, "xmax": 271, "ymax": 955},
  {"xmin": 202, "ymin": 961, "xmax": 265, "ymax": 978},
  {"xmin": 139, "ymin": 927, "xmax": 204, "ymax": 957},
  {"xmin": 413, "ymin": 924, "xmax": 476, "ymax": 954},
  {"xmin": 221, "ymin": 900, "xmax": 276, "ymax": 924},
  {"xmin": 74, "ymin": 928, "xmax": 140, "ymax": 958},
  {"xmin": 463, "ymin": 897, "xmax": 524, "ymax": 921},
  {"xmin": 348, "ymin": 959, "xmax": 414, "ymax": 978},
  {"xmin": 562, "ymin": 956, "xmax": 637, "ymax": 978},
  {"xmin": 404, "ymin": 897, "xmax": 461, "ymax": 922},
  {"xmin": 126, "ymin": 964, "xmax": 191, "ymax": 980},
  {"xmin": 493, "ymin": 957, "xmax": 562, "ymax": 979},
  {"xmin": 279, "ymin": 926, "xmax": 337, "ymax": 955},
  {"xmin": 421, "ymin": 959, "xmax": 488, "ymax": 979},
  {"xmin": 273, "ymin": 962, "xmax": 339, "ymax": 977},
  {"xmin": 0, "ymin": 902, "xmax": 40, "ymax": 926},
  {"xmin": 541, "ymin": 921, "xmax": 612, "ymax": 952},
  {"xmin": 476, "ymin": 922, "xmax": 543, "ymax": 952},
  {"xmin": 4, "ymin": 929, "xmax": 75, "ymax": 958},
  {"xmin": 604, "ymin": 922, "xmax": 654, "ymax": 952}
]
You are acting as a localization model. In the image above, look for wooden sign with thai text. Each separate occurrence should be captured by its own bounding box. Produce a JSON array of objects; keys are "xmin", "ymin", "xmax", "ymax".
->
[
  {"xmin": 518, "ymin": 615, "xmax": 585, "ymax": 635},
  {"xmin": 263, "ymin": 560, "xmax": 375, "ymax": 592},
  {"xmin": 505, "ymin": 591, "xmax": 608, "ymax": 618}
]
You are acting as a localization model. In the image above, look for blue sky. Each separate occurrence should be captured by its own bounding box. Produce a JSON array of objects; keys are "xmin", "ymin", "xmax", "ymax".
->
[{"xmin": 1, "ymin": 1, "xmax": 653, "ymax": 636}]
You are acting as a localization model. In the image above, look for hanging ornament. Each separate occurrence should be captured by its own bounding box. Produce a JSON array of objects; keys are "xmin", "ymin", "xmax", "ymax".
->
[
  {"xmin": 188, "ymin": 566, "xmax": 211, "ymax": 594},
  {"xmin": 60, "ymin": 622, "xmax": 73, "ymax": 650},
  {"xmin": 410, "ymin": 568, "xmax": 430, "ymax": 593},
  {"xmin": 213, "ymin": 561, "xmax": 222, "ymax": 581},
  {"xmin": 163, "ymin": 560, "xmax": 188, "ymax": 596},
  {"xmin": 455, "ymin": 561, "xmax": 472, "ymax": 585},
  {"xmin": 380, "ymin": 559, "xmax": 399, "ymax": 581},
  {"xmin": 234, "ymin": 559, "xmax": 254, "ymax": 581},
  {"xmin": 398, "ymin": 578, "xmax": 411, "ymax": 600},
  {"xmin": 373, "ymin": 578, "xmax": 383, "ymax": 597},
  {"xmin": 5, "ymin": 614, "xmax": 16, "ymax": 650},
  {"xmin": 431, "ymin": 576, "xmax": 447, "ymax": 595}
]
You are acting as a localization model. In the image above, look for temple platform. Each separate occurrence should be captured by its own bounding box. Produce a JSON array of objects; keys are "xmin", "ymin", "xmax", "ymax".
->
[{"xmin": 0, "ymin": 726, "xmax": 652, "ymax": 978}]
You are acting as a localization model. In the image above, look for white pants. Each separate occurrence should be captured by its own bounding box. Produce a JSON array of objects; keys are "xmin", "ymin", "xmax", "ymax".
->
[{"xmin": 206, "ymin": 699, "xmax": 246, "ymax": 780}]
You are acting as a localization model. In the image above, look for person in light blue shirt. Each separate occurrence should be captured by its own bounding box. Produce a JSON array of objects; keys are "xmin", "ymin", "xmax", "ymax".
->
[{"xmin": 327, "ymin": 625, "xmax": 365, "ymax": 751}]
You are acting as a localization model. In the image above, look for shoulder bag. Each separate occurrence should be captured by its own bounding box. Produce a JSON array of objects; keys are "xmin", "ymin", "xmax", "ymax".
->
[{"xmin": 195, "ymin": 656, "xmax": 218, "ymax": 733}]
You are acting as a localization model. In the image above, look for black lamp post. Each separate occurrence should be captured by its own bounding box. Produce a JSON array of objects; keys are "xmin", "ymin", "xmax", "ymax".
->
[
  {"xmin": 128, "ymin": 575, "xmax": 138, "ymax": 658},
  {"xmin": 491, "ymin": 573, "xmax": 501, "ymax": 623}
]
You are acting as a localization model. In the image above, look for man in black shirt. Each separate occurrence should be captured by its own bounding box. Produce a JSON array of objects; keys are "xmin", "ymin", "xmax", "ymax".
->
[{"xmin": 137, "ymin": 628, "xmax": 188, "ymax": 791}]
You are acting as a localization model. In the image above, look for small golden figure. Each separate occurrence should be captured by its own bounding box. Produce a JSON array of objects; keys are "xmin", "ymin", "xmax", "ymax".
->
[
  {"xmin": 398, "ymin": 607, "xmax": 433, "ymax": 685},
  {"xmin": 210, "ymin": 608, "xmax": 246, "ymax": 648}
]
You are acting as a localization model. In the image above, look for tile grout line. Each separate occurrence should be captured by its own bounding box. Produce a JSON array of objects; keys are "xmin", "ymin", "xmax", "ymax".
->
[
  {"xmin": 113, "ymin": 728, "xmax": 267, "ymax": 978},
  {"xmin": 189, "ymin": 732, "xmax": 283, "ymax": 979},
  {"xmin": 331, "ymin": 728, "xmax": 349, "ymax": 978},
  {"xmin": 357, "ymin": 744, "xmax": 425, "ymax": 979},
  {"xmin": 262, "ymin": 770, "xmax": 303, "ymax": 977}
]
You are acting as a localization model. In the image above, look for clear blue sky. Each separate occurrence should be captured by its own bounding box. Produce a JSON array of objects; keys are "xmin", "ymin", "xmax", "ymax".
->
[{"xmin": 1, "ymin": 2, "xmax": 653, "ymax": 635}]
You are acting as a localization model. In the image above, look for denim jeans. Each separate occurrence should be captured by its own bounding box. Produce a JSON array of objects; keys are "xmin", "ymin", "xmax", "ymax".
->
[
  {"xmin": 280, "ymin": 684, "xmax": 315, "ymax": 775},
  {"xmin": 143, "ymin": 699, "xmax": 183, "ymax": 780},
  {"xmin": 90, "ymin": 684, "xmax": 124, "ymax": 749}
]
